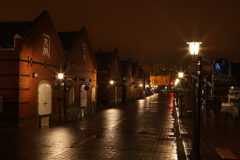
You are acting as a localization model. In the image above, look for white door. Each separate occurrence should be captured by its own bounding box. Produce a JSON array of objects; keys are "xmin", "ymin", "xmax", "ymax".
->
[
  {"xmin": 38, "ymin": 81, "xmax": 52, "ymax": 115},
  {"xmin": 81, "ymin": 85, "xmax": 87, "ymax": 107}
]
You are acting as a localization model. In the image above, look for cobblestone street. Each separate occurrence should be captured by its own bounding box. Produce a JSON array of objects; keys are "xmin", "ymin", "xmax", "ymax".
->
[{"xmin": 0, "ymin": 93, "xmax": 180, "ymax": 160}]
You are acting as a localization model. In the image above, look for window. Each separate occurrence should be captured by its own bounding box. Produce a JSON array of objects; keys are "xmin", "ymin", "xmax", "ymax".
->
[{"xmin": 68, "ymin": 87, "xmax": 75, "ymax": 105}]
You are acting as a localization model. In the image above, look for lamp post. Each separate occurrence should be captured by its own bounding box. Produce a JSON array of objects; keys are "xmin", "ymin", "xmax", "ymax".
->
[
  {"xmin": 108, "ymin": 80, "xmax": 114, "ymax": 108},
  {"xmin": 178, "ymin": 72, "xmax": 184, "ymax": 118},
  {"xmin": 57, "ymin": 73, "xmax": 64, "ymax": 122},
  {"xmin": 187, "ymin": 40, "xmax": 202, "ymax": 160}
]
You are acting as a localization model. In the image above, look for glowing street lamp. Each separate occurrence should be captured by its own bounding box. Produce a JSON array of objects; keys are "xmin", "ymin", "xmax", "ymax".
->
[
  {"xmin": 110, "ymin": 80, "xmax": 114, "ymax": 85},
  {"xmin": 187, "ymin": 41, "xmax": 202, "ymax": 56},
  {"xmin": 175, "ymin": 78, "xmax": 179, "ymax": 86},
  {"xmin": 178, "ymin": 72, "xmax": 183, "ymax": 78},
  {"xmin": 57, "ymin": 73, "xmax": 64, "ymax": 122},
  {"xmin": 58, "ymin": 73, "xmax": 64, "ymax": 79},
  {"xmin": 187, "ymin": 39, "xmax": 202, "ymax": 160}
]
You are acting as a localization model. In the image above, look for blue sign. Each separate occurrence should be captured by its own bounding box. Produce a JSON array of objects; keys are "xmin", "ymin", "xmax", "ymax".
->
[
  {"xmin": 213, "ymin": 58, "xmax": 229, "ymax": 74},
  {"xmin": 176, "ymin": 86, "xmax": 183, "ymax": 91},
  {"xmin": 84, "ymin": 85, "xmax": 89, "ymax": 91}
]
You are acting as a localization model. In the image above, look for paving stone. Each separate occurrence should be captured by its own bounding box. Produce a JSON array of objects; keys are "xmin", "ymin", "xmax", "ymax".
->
[{"xmin": 0, "ymin": 93, "xmax": 181, "ymax": 160}]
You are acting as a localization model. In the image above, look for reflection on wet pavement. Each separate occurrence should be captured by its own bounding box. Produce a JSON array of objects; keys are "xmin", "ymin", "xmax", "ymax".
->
[{"xmin": 0, "ymin": 93, "xmax": 179, "ymax": 160}]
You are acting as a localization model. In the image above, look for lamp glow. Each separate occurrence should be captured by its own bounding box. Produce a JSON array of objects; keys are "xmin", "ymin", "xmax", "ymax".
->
[
  {"xmin": 187, "ymin": 41, "xmax": 202, "ymax": 55},
  {"xmin": 110, "ymin": 80, "xmax": 114, "ymax": 85},
  {"xmin": 175, "ymin": 79, "xmax": 179, "ymax": 86},
  {"xmin": 178, "ymin": 72, "xmax": 183, "ymax": 78},
  {"xmin": 58, "ymin": 73, "xmax": 64, "ymax": 79}
]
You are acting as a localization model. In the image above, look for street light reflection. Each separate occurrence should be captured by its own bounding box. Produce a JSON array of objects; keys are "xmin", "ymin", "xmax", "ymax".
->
[
  {"xmin": 137, "ymin": 99, "xmax": 146, "ymax": 108},
  {"xmin": 169, "ymin": 92, "xmax": 174, "ymax": 108},
  {"xmin": 44, "ymin": 127, "xmax": 73, "ymax": 157},
  {"xmin": 104, "ymin": 109, "xmax": 124, "ymax": 128}
]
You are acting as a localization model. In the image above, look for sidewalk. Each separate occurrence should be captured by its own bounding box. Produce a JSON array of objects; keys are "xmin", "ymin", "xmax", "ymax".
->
[{"xmin": 179, "ymin": 92, "xmax": 240, "ymax": 159}]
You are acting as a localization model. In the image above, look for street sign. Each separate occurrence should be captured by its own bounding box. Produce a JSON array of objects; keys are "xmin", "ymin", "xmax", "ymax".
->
[
  {"xmin": 176, "ymin": 86, "xmax": 183, "ymax": 91},
  {"xmin": 213, "ymin": 58, "xmax": 229, "ymax": 74},
  {"xmin": 84, "ymin": 85, "xmax": 89, "ymax": 91}
]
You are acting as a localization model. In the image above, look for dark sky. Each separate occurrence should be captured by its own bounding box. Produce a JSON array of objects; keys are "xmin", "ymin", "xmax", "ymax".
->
[{"xmin": 1, "ymin": 0, "xmax": 240, "ymax": 68}]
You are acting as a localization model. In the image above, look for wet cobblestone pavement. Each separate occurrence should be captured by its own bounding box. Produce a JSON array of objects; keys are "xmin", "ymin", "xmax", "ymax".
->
[{"xmin": 0, "ymin": 93, "xmax": 180, "ymax": 160}]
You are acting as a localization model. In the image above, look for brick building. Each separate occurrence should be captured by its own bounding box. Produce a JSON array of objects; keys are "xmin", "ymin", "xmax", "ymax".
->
[
  {"xmin": 0, "ymin": 11, "xmax": 66, "ymax": 124},
  {"xmin": 121, "ymin": 58, "xmax": 135, "ymax": 102},
  {"xmin": 58, "ymin": 27, "xmax": 97, "ymax": 119},
  {"xmin": 94, "ymin": 49, "xmax": 123, "ymax": 106},
  {"xmin": 131, "ymin": 61, "xmax": 141, "ymax": 99}
]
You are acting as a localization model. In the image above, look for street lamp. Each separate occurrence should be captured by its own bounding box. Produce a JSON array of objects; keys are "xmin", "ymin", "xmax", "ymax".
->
[
  {"xmin": 108, "ymin": 80, "xmax": 115, "ymax": 107},
  {"xmin": 187, "ymin": 41, "xmax": 201, "ymax": 56},
  {"xmin": 58, "ymin": 73, "xmax": 64, "ymax": 79},
  {"xmin": 178, "ymin": 72, "xmax": 183, "ymax": 78},
  {"xmin": 57, "ymin": 73, "xmax": 64, "ymax": 122},
  {"xmin": 175, "ymin": 78, "xmax": 179, "ymax": 86},
  {"xmin": 187, "ymin": 40, "xmax": 202, "ymax": 160},
  {"xmin": 110, "ymin": 80, "xmax": 114, "ymax": 85},
  {"xmin": 178, "ymin": 72, "xmax": 184, "ymax": 118}
]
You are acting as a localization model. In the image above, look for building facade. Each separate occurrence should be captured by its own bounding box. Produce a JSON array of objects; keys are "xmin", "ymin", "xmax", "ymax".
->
[
  {"xmin": 94, "ymin": 49, "xmax": 123, "ymax": 107},
  {"xmin": 0, "ymin": 11, "xmax": 66, "ymax": 124},
  {"xmin": 58, "ymin": 27, "xmax": 97, "ymax": 120}
]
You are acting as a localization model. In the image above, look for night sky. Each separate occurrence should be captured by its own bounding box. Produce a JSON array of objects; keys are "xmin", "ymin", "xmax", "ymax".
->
[{"xmin": 1, "ymin": 0, "xmax": 240, "ymax": 68}]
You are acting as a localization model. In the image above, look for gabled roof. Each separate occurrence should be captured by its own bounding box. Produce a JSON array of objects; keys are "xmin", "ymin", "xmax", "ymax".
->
[
  {"xmin": 94, "ymin": 51, "xmax": 116, "ymax": 71},
  {"xmin": 58, "ymin": 27, "xmax": 93, "ymax": 53},
  {"xmin": 0, "ymin": 10, "xmax": 49, "ymax": 48},
  {"xmin": 58, "ymin": 27, "xmax": 97, "ymax": 67}
]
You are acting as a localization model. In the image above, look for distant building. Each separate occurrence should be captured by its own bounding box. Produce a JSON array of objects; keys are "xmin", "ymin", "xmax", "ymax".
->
[
  {"xmin": 121, "ymin": 58, "xmax": 134, "ymax": 102},
  {"xmin": 58, "ymin": 27, "xmax": 97, "ymax": 119},
  {"xmin": 143, "ymin": 63, "xmax": 172, "ymax": 91},
  {"xmin": 94, "ymin": 48, "xmax": 123, "ymax": 106}
]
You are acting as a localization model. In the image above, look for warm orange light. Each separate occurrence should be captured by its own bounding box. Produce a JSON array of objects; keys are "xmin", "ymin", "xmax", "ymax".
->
[
  {"xmin": 187, "ymin": 41, "xmax": 202, "ymax": 55},
  {"xmin": 58, "ymin": 73, "xmax": 64, "ymax": 79},
  {"xmin": 110, "ymin": 80, "xmax": 114, "ymax": 85},
  {"xmin": 178, "ymin": 72, "xmax": 183, "ymax": 78},
  {"xmin": 175, "ymin": 79, "xmax": 179, "ymax": 85}
]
